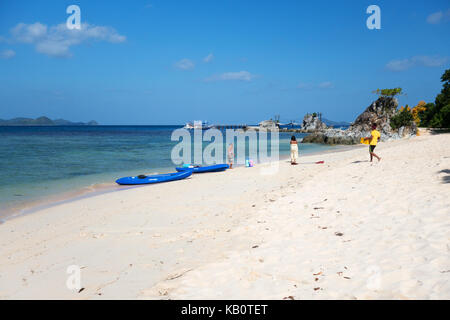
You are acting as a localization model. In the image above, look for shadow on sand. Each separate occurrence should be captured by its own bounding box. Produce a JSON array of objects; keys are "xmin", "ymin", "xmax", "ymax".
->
[
  {"xmin": 439, "ymin": 169, "xmax": 450, "ymax": 184},
  {"xmin": 351, "ymin": 160, "xmax": 369, "ymax": 164},
  {"xmin": 430, "ymin": 128, "xmax": 450, "ymax": 135}
]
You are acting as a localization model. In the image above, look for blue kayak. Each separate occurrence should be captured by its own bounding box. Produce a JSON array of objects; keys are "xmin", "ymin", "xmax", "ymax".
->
[
  {"xmin": 116, "ymin": 169, "xmax": 193, "ymax": 185},
  {"xmin": 176, "ymin": 164, "xmax": 229, "ymax": 173}
]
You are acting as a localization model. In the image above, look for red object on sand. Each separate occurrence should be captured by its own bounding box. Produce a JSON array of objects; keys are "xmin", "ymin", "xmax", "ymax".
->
[{"xmin": 315, "ymin": 161, "xmax": 324, "ymax": 164}]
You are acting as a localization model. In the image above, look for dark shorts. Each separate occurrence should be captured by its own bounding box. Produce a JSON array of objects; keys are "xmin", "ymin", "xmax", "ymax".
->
[{"xmin": 369, "ymin": 145, "xmax": 376, "ymax": 153}]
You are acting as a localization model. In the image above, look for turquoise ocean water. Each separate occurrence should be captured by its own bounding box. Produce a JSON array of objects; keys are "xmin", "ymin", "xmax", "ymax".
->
[{"xmin": 0, "ymin": 125, "xmax": 338, "ymax": 218}]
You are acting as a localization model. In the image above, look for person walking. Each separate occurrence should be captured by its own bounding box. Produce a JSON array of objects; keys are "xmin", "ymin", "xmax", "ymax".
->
[{"xmin": 367, "ymin": 123, "xmax": 381, "ymax": 162}]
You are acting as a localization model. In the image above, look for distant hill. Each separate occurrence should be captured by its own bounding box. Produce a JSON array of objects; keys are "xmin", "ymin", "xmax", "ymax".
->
[
  {"xmin": 321, "ymin": 118, "xmax": 351, "ymax": 128},
  {"xmin": 0, "ymin": 117, "xmax": 99, "ymax": 126}
]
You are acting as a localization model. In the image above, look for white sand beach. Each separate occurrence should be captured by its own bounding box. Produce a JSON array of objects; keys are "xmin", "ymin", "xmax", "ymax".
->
[{"xmin": 0, "ymin": 133, "xmax": 449, "ymax": 299}]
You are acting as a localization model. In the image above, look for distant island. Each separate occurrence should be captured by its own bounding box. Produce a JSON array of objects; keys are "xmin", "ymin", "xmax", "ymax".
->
[
  {"xmin": 321, "ymin": 118, "xmax": 351, "ymax": 128},
  {"xmin": 0, "ymin": 116, "xmax": 99, "ymax": 126}
]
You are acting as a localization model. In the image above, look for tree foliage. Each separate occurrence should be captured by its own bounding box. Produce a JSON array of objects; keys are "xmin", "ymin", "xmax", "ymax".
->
[
  {"xmin": 373, "ymin": 88, "xmax": 403, "ymax": 97},
  {"xmin": 418, "ymin": 69, "xmax": 450, "ymax": 128},
  {"xmin": 411, "ymin": 101, "xmax": 427, "ymax": 126},
  {"xmin": 390, "ymin": 105, "xmax": 414, "ymax": 130}
]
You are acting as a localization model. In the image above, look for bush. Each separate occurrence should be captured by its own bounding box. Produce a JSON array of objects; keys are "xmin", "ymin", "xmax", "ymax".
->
[{"xmin": 390, "ymin": 106, "xmax": 414, "ymax": 130}]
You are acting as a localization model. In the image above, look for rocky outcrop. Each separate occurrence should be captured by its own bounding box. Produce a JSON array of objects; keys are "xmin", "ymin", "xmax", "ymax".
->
[
  {"xmin": 302, "ymin": 129, "xmax": 359, "ymax": 145},
  {"xmin": 302, "ymin": 97, "xmax": 417, "ymax": 145},
  {"xmin": 301, "ymin": 113, "xmax": 327, "ymax": 131},
  {"xmin": 259, "ymin": 120, "xmax": 278, "ymax": 129},
  {"xmin": 349, "ymin": 96, "xmax": 398, "ymax": 137}
]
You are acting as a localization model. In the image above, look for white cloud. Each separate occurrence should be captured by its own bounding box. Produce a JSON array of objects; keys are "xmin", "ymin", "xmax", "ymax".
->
[
  {"xmin": 205, "ymin": 71, "xmax": 256, "ymax": 82},
  {"xmin": 297, "ymin": 82, "xmax": 310, "ymax": 89},
  {"xmin": 427, "ymin": 11, "xmax": 444, "ymax": 24},
  {"xmin": 0, "ymin": 49, "xmax": 15, "ymax": 59},
  {"xmin": 203, "ymin": 53, "xmax": 214, "ymax": 63},
  {"xmin": 426, "ymin": 9, "xmax": 450, "ymax": 24},
  {"xmin": 174, "ymin": 58, "xmax": 195, "ymax": 70},
  {"xmin": 318, "ymin": 81, "xmax": 334, "ymax": 89},
  {"xmin": 386, "ymin": 55, "xmax": 448, "ymax": 71},
  {"xmin": 297, "ymin": 81, "xmax": 333, "ymax": 89},
  {"xmin": 220, "ymin": 71, "xmax": 254, "ymax": 81},
  {"xmin": 8, "ymin": 22, "xmax": 126, "ymax": 57},
  {"xmin": 11, "ymin": 22, "xmax": 47, "ymax": 43}
]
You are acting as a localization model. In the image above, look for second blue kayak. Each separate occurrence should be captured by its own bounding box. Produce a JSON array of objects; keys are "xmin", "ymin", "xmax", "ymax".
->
[
  {"xmin": 116, "ymin": 169, "xmax": 193, "ymax": 185},
  {"xmin": 176, "ymin": 164, "xmax": 229, "ymax": 173}
]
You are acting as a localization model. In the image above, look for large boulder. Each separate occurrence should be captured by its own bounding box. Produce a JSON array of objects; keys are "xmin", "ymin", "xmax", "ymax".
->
[
  {"xmin": 301, "ymin": 130, "xmax": 359, "ymax": 145},
  {"xmin": 349, "ymin": 96, "xmax": 398, "ymax": 137},
  {"xmin": 301, "ymin": 113, "xmax": 327, "ymax": 131}
]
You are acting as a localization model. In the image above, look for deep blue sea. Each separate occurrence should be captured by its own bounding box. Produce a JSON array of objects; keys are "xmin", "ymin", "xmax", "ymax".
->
[{"xmin": 0, "ymin": 125, "xmax": 338, "ymax": 217}]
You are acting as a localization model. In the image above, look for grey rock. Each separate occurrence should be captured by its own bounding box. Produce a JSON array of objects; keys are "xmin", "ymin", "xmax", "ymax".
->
[
  {"xmin": 301, "ymin": 113, "xmax": 327, "ymax": 131},
  {"xmin": 302, "ymin": 97, "xmax": 416, "ymax": 145}
]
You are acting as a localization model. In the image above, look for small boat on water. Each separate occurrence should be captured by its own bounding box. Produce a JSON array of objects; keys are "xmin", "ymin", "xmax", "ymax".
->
[
  {"xmin": 176, "ymin": 164, "xmax": 229, "ymax": 173},
  {"xmin": 116, "ymin": 170, "xmax": 193, "ymax": 185},
  {"xmin": 183, "ymin": 121, "xmax": 213, "ymax": 130}
]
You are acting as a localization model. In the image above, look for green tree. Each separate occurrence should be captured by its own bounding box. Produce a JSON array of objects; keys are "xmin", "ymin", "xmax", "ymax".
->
[
  {"xmin": 373, "ymin": 88, "xmax": 403, "ymax": 97},
  {"xmin": 418, "ymin": 103, "xmax": 437, "ymax": 127},
  {"xmin": 418, "ymin": 69, "xmax": 450, "ymax": 128}
]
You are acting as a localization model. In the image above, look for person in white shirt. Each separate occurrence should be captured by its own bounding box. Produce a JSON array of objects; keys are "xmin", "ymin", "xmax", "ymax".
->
[{"xmin": 290, "ymin": 136, "xmax": 298, "ymax": 165}]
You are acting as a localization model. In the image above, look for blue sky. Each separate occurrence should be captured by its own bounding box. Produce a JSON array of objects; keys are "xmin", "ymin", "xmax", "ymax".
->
[{"xmin": 0, "ymin": 0, "xmax": 449, "ymax": 125}]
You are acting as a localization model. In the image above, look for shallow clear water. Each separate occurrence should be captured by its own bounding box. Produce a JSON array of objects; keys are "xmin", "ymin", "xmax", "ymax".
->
[{"xmin": 0, "ymin": 126, "xmax": 337, "ymax": 215}]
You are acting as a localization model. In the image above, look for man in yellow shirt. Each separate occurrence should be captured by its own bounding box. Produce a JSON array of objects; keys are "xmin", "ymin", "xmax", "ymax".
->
[{"xmin": 368, "ymin": 123, "xmax": 381, "ymax": 162}]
